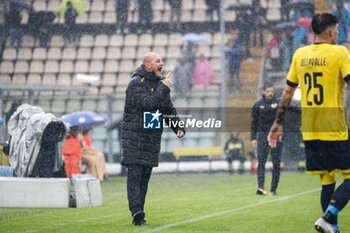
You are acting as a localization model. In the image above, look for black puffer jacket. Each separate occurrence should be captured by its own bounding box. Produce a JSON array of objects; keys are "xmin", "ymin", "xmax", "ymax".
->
[
  {"xmin": 250, "ymin": 95, "xmax": 279, "ymax": 140},
  {"xmin": 121, "ymin": 65, "xmax": 183, "ymax": 167}
]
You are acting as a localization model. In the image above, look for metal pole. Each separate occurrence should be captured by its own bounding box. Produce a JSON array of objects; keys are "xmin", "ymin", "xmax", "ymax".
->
[
  {"xmin": 28, "ymin": 90, "xmax": 34, "ymax": 105},
  {"xmin": 0, "ymin": 91, "xmax": 3, "ymax": 118},
  {"xmin": 106, "ymin": 95, "xmax": 114, "ymax": 163},
  {"xmin": 219, "ymin": 0, "xmax": 226, "ymax": 148}
]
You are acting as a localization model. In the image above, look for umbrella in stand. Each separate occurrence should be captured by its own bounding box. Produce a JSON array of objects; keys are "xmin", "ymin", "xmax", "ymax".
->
[
  {"xmin": 181, "ymin": 34, "xmax": 211, "ymax": 44},
  {"xmin": 296, "ymin": 17, "xmax": 312, "ymax": 28},
  {"xmin": 227, "ymin": 3, "xmax": 252, "ymax": 11},
  {"xmin": 9, "ymin": 0, "xmax": 34, "ymax": 11},
  {"xmin": 61, "ymin": 111, "xmax": 107, "ymax": 130},
  {"xmin": 273, "ymin": 22, "xmax": 298, "ymax": 31},
  {"xmin": 58, "ymin": 0, "xmax": 86, "ymax": 16}
]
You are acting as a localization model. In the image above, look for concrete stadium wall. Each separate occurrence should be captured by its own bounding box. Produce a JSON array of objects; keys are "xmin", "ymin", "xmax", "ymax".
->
[{"xmin": 0, "ymin": 177, "xmax": 70, "ymax": 208}]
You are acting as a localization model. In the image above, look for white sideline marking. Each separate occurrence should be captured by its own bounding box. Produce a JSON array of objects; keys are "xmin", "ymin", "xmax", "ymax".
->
[
  {"xmin": 22, "ymin": 187, "xmax": 319, "ymax": 233},
  {"xmin": 142, "ymin": 188, "xmax": 321, "ymax": 233},
  {"xmin": 22, "ymin": 188, "xmax": 255, "ymax": 232}
]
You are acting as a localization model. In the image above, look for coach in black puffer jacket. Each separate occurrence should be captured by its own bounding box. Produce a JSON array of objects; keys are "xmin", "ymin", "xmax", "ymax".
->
[{"xmin": 121, "ymin": 52, "xmax": 185, "ymax": 225}]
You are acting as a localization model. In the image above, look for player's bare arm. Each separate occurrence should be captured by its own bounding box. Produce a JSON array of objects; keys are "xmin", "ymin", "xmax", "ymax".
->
[{"xmin": 268, "ymin": 85, "xmax": 296, "ymax": 148}]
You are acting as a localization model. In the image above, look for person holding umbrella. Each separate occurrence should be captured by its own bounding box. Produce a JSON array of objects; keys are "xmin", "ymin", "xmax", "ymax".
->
[
  {"xmin": 61, "ymin": 111, "xmax": 107, "ymax": 179},
  {"xmin": 121, "ymin": 52, "xmax": 185, "ymax": 225}
]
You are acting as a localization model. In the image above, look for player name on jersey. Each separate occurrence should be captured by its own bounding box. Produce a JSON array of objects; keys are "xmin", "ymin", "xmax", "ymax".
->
[{"xmin": 300, "ymin": 57, "xmax": 326, "ymax": 66}]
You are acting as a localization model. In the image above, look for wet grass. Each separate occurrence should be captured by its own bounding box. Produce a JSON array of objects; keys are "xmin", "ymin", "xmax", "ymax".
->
[{"xmin": 1, "ymin": 172, "xmax": 349, "ymax": 233}]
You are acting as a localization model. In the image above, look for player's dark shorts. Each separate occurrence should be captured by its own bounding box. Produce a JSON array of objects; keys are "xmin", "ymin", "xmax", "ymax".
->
[{"xmin": 304, "ymin": 139, "xmax": 350, "ymax": 175}]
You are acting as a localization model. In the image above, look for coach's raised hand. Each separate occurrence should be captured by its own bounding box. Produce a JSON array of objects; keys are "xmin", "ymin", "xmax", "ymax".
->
[{"xmin": 162, "ymin": 72, "xmax": 172, "ymax": 88}]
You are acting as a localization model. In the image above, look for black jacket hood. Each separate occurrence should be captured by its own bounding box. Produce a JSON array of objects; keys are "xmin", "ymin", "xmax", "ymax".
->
[{"xmin": 132, "ymin": 65, "xmax": 158, "ymax": 81}]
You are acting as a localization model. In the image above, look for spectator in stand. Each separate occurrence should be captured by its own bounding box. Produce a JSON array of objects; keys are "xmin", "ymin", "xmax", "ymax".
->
[
  {"xmin": 280, "ymin": 29, "xmax": 297, "ymax": 72},
  {"xmin": 205, "ymin": 0, "xmax": 221, "ymax": 31},
  {"xmin": 114, "ymin": 0, "xmax": 130, "ymax": 34},
  {"xmin": 173, "ymin": 55, "xmax": 193, "ymax": 97},
  {"xmin": 168, "ymin": 0, "xmax": 182, "ymax": 32},
  {"xmin": 267, "ymin": 29, "xmax": 282, "ymax": 70},
  {"xmin": 193, "ymin": 53, "xmax": 215, "ymax": 90},
  {"xmin": 344, "ymin": 0, "xmax": 350, "ymax": 15},
  {"xmin": 64, "ymin": 1, "xmax": 78, "ymax": 44},
  {"xmin": 226, "ymin": 36, "xmax": 244, "ymax": 95},
  {"xmin": 225, "ymin": 129, "xmax": 245, "ymax": 174},
  {"xmin": 181, "ymin": 42, "xmax": 197, "ymax": 73},
  {"xmin": 62, "ymin": 126, "xmax": 83, "ymax": 178},
  {"xmin": 135, "ymin": 0, "xmax": 153, "ymax": 34},
  {"xmin": 331, "ymin": 0, "xmax": 349, "ymax": 44},
  {"xmin": 252, "ymin": 0, "xmax": 268, "ymax": 48},
  {"xmin": 292, "ymin": 3, "xmax": 312, "ymax": 45},
  {"xmin": 5, "ymin": 3, "xmax": 23, "ymax": 52},
  {"xmin": 236, "ymin": 8, "xmax": 253, "ymax": 61},
  {"xmin": 38, "ymin": 12, "xmax": 54, "ymax": 49},
  {"xmin": 281, "ymin": 0, "xmax": 290, "ymax": 20}
]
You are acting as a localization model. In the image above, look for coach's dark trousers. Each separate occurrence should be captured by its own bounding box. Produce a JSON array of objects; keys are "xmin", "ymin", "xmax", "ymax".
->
[
  {"xmin": 127, "ymin": 164, "xmax": 153, "ymax": 215},
  {"xmin": 257, "ymin": 132, "xmax": 282, "ymax": 192}
]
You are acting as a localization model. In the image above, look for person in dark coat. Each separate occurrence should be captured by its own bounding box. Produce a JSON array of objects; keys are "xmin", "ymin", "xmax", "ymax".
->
[
  {"xmin": 251, "ymin": 82, "xmax": 282, "ymax": 196},
  {"xmin": 236, "ymin": 8, "xmax": 253, "ymax": 59},
  {"xmin": 38, "ymin": 12, "xmax": 54, "ymax": 48},
  {"xmin": 251, "ymin": 0, "xmax": 268, "ymax": 48},
  {"xmin": 205, "ymin": 0, "xmax": 221, "ymax": 24},
  {"xmin": 64, "ymin": 1, "xmax": 78, "ymax": 44},
  {"xmin": 114, "ymin": 0, "xmax": 130, "ymax": 34},
  {"xmin": 136, "ymin": 0, "xmax": 153, "ymax": 34},
  {"xmin": 226, "ymin": 36, "xmax": 244, "ymax": 95},
  {"xmin": 121, "ymin": 52, "xmax": 185, "ymax": 225},
  {"xmin": 5, "ymin": 3, "xmax": 23, "ymax": 52},
  {"xmin": 168, "ymin": 0, "xmax": 182, "ymax": 31}
]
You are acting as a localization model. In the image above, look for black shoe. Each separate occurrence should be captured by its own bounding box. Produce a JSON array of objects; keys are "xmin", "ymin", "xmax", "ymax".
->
[
  {"xmin": 132, "ymin": 211, "xmax": 145, "ymax": 226},
  {"xmin": 256, "ymin": 188, "xmax": 267, "ymax": 195},
  {"xmin": 269, "ymin": 191, "xmax": 277, "ymax": 196},
  {"xmin": 141, "ymin": 219, "xmax": 149, "ymax": 225}
]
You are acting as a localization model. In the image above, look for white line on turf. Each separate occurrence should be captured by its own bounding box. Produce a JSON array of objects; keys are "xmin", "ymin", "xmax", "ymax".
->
[
  {"xmin": 22, "ymin": 187, "xmax": 319, "ymax": 233},
  {"xmin": 21, "ymin": 186, "xmax": 254, "ymax": 232},
  {"xmin": 142, "ymin": 188, "xmax": 321, "ymax": 233}
]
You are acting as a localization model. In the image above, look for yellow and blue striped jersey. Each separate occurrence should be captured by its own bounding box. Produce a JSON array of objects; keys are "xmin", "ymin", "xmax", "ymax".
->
[{"xmin": 287, "ymin": 43, "xmax": 350, "ymax": 141}]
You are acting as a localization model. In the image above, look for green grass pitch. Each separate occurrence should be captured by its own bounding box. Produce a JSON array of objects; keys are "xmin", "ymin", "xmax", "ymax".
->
[{"xmin": 1, "ymin": 172, "xmax": 349, "ymax": 233}]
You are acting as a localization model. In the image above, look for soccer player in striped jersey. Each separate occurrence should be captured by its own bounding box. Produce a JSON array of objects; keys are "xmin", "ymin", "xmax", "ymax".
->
[{"xmin": 268, "ymin": 13, "xmax": 350, "ymax": 233}]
